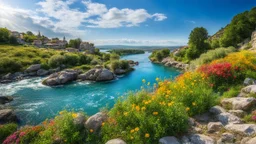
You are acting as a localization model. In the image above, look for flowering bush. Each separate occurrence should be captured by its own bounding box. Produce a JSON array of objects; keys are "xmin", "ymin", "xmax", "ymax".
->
[{"xmin": 0, "ymin": 123, "xmax": 18, "ymax": 143}]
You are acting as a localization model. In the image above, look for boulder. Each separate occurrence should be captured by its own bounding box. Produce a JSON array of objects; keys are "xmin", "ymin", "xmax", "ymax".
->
[
  {"xmin": 188, "ymin": 117, "xmax": 196, "ymax": 127},
  {"xmin": 0, "ymin": 96, "xmax": 13, "ymax": 104},
  {"xmin": 78, "ymin": 68, "xmax": 115, "ymax": 82},
  {"xmin": 28, "ymin": 72, "xmax": 37, "ymax": 76},
  {"xmin": 43, "ymin": 69, "xmax": 79, "ymax": 86},
  {"xmin": 228, "ymin": 110, "xmax": 246, "ymax": 118},
  {"xmin": 2, "ymin": 73, "xmax": 15, "ymax": 80},
  {"xmin": 114, "ymin": 69, "xmax": 126, "ymax": 75},
  {"xmin": 221, "ymin": 97, "xmax": 256, "ymax": 111},
  {"xmin": 194, "ymin": 113, "xmax": 211, "ymax": 123},
  {"xmin": 0, "ymin": 109, "xmax": 18, "ymax": 124},
  {"xmin": 209, "ymin": 105, "xmax": 226, "ymax": 115},
  {"xmin": 159, "ymin": 136, "xmax": 180, "ymax": 144},
  {"xmin": 73, "ymin": 113, "xmax": 86, "ymax": 128},
  {"xmin": 190, "ymin": 134, "xmax": 214, "ymax": 144},
  {"xmin": 26, "ymin": 64, "xmax": 41, "ymax": 72},
  {"xmin": 49, "ymin": 67, "xmax": 61, "ymax": 74},
  {"xmin": 242, "ymin": 85, "xmax": 256, "ymax": 94},
  {"xmin": 217, "ymin": 133, "xmax": 234, "ymax": 143},
  {"xmin": 105, "ymin": 139, "xmax": 126, "ymax": 144},
  {"xmin": 181, "ymin": 136, "xmax": 190, "ymax": 144},
  {"xmin": 207, "ymin": 122, "xmax": 223, "ymax": 133},
  {"xmin": 217, "ymin": 112, "xmax": 242, "ymax": 125},
  {"xmin": 246, "ymin": 137, "xmax": 256, "ymax": 144},
  {"xmin": 244, "ymin": 78, "xmax": 256, "ymax": 86},
  {"xmin": 225, "ymin": 124, "xmax": 256, "ymax": 136},
  {"xmin": 37, "ymin": 69, "xmax": 49, "ymax": 76},
  {"xmin": 85, "ymin": 112, "xmax": 108, "ymax": 133}
]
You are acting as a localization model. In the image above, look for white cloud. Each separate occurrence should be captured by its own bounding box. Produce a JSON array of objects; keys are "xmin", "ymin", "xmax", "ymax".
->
[
  {"xmin": 184, "ymin": 20, "xmax": 196, "ymax": 24},
  {"xmin": 89, "ymin": 38, "xmax": 187, "ymax": 46},
  {"xmin": 0, "ymin": 0, "xmax": 167, "ymax": 39}
]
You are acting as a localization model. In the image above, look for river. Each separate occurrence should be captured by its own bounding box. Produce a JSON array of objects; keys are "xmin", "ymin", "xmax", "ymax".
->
[{"xmin": 0, "ymin": 52, "xmax": 181, "ymax": 125}]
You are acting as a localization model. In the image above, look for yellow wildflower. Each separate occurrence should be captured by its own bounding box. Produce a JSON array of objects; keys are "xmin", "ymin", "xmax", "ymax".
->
[
  {"xmin": 153, "ymin": 112, "xmax": 158, "ymax": 115},
  {"xmin": 186, "ymin": 107, "xmax": 190, "ymax": 111},
  {"xmin": 72, "ymin": 113, "xmax": 78, "ymax": 118},
  {"xmin": 90, "ymin": 129, "xmax": 94, "ymax": 133},
  {"xmin": 135, "ymin": 127, "xmax": 139, "ymax": 132},
  {"xmin": 142, "ymin": 79, "xmax": 146, "ymax": 83},
  {"xmin": 141, "ymin": 107, "xmax": 146, "ymax": 111},
  {"xmin": 59, "ymin": 111, "xmax": 64, "ymax": 115},
  {"xmin": 101, "ymin": 122, "xmax": 105, "ymax": 126},
  {"xmin": 145, "ymin": 133, "xmax": 150, "ymax": 138},
  {"xmin": 130, "ymin": 129, "xmax": 135, "ymax": 133},
  {"xmin": 192, "ymin": 102, "xmax": 196, "ymax": 106},
  {"xmin": 135, "ymin": 106, "xmax": 140, "ymax": 111},
  {"xmin": 124, "ymin": 112, "xmax": 128, "ymax": 116},
  {"xmin": 156, "ymin": 77, "xmax": 159, "ymax": 81},
  {"xmin": 147, "ymin": 82, "xmax": 150, "ymax": 86},
  {"xmin": 130, "ymin": 136, "xmax": 134, "ymax": 140}
]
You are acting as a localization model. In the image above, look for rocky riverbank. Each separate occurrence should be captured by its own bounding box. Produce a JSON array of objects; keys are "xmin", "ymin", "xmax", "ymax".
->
[{"xmin": 154, "ymin": 57, "xmax": 188, "ymax": 70}]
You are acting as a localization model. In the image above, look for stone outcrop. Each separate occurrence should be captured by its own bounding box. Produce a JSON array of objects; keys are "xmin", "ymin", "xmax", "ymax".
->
[
  {"xmin": 244, "ymin": 78, "xmax": 256, "ymax": 86},
  {"xmin": 78, "ymin": 68, "xmax": 115, "ymax": 82},
  {"xmin": 105, "ymin": 139, "xmax": 126, "ymax": 144},
  {"xmin": 43, "ymin": 69, "xmax": 79, "ymax": 86},
  {"xmin": 159, "ymin": 136, "xmax": 180, "ymax": 144},
  {"xmin": 242, "ymin": 85, "xmax": 256, "ymax": 94},
  {"xmin": 84, "ymin": 112, "xmax": 108, "ymax": 133},
  {"xmin": 217, "ymin": 112, "xmax": 242, "ymax": 125},
  {"xmin": 0, "ymin": 96, "xmax": 13, "ymax": 104},
  {"xmin": 217, "ymin": 133, "xmax": 235, "ymax": 143},
  {"xmin": 209, "ymin": 105, "xmax": 226, "ymax": 115},
  {"xmin": 246, "ymin": 137, "xmax": 256, "ymax": 144},
  {"xmin": 251, "ymin": 30, "xmax": 256, "ymax": 49},
  {"xmin": 160, "ymin": 57, "xmax": 188, "ymax": 70},
  {"xmin": 190, "ymin": 134, "xmax": 215, "ymax": 144},
  {"xmin": 221, "ymin": 97, "xmax": 256, "ymax": 111},
  {"xmin": 225, "ymin": 124, "xmax": 256, "ymax": 136},
  {"xmin": 37, "ymin": 69, "xmax": 49, "ymax": 76},
  {"xmin": 207, "ymin": 122, "xmax": 223, "ymax": 133},
  {"xmin": 25, "ymin": 64, "xmax": 41, "ymax": 72},
  {"xmin": 0, "ymin": 109, "xmax": 18, "ymax": 124}
]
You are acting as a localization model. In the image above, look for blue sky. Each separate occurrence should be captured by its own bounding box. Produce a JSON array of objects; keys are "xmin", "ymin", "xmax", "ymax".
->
[{"xmin": 0, "ymin": 0, "xmax": 255, "ymax": 46}]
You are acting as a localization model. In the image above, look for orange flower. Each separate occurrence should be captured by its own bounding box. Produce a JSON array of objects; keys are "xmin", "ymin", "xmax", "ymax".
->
[
  {"xmin": 153, "ymin": 112, "xmax": 158, "ymax": 115},
  {"xmin": 101, "ymin": 122, "xmax": 105, "ymax": 126},
  {"xmin": 130, "ymin": 129, "xmax": 135, "ymax": 133},
  {"xmin": 90, "ymin": 129, "xmax": 94, "ymax": 133},
  {"xmin": 135, "ymin": 127, "xmax": 139, "ymax": 132},
  {"xmin": 135, "ymin": 106, "xmax": 140, "ymax": 111},
  {"xmin": 186, "ymin": 107, "xmax": 190, "ymax": 111},
  {"xmin": 145, "ymin": 133, "xmax": 150, "ymax": 138}
]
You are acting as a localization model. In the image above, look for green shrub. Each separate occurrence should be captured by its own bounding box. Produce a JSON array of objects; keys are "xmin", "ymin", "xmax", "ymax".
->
[
  {"xmin": 149, "ymin": 49, "xmax": 170, "ymax": 62},
  {"xmin": 0, "ymin": 123, "xmax": 18, "ymax": 143},
  {"xmin": 110, "ymin": 60, "xmax": 130, "ymax": 71},
  {"xmin": 222, "ymin": 85, "xmax": 243, "ymax": 98},
  {"xmin": 190, "ymin": 47, "xmax": 236, "ymax": 66},
  {"xmin": 245, "ymin": 70, "xmax": 256, "ymax": 80},
  {"xmin": 79, "ymin": 54, "xmax": 92, "ymax": 65},
  {"xmin": 48, "ymin": 55, "xmax": 66, "ymax": 68},
  {"xmin": 110, "ymin": 53, "xmax": 120, "ymax": 61},
  {"xmin": 0, "ymin": 58, "xmax": 22, "ymax": 73},
  {"xmin": 64, "ymin": 53, "xmax": 80, "ymax": 66}
]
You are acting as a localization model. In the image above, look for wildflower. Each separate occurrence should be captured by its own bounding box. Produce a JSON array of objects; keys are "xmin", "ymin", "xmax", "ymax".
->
[
  {"xmin": 168, "ymin": 102, "xmax": 174, "ymax": 107},
  {"xmin": 186, "ymin": 107, "xmax": 190, "ymax": 111},
  {"xmin": 130, "ymin": 129, "xmax": 135, "ymax": 133},
  {"xmin": 141, "ymin": 107, "xmax": 146, "ymax": 111},
  {"xmin": 142, "ymin": 79, "xmax": 146, "ymax": 83},
  {"xmin": 135, "ymin": 106, "xmax": 140, "ymax": 111},
  {"xmin": 130, "ymin": 136, "xmax": 134, "ymax": 140},
  {"xmin": 144, "ymin": 101, "xmax": 149, "ymax": 105},
  {"xmin": 145, "ymin": 133, "xmax": 150, "ymax": 138},
  {"xmin": 19, "ymin": 132, "xmax": 26, "ymax": 137},
  {"xmin": 135, "ymin": 127, "xmax": 140, "ymax": 132},
  {"xmin": 72, "ymin": 113, "xmax": 78, "ymax": 118},
  {"xmin": 156, "ymin": 77, "xmax": 159, "ymax": 81},
  {"xmin": 252, "ymin": 115, "xmax": 256, "ymax": 121},
  {"xmin": 192, "ymin": 102, "xmax": 196, "ymax": 106},
  {"xmin": 147, "ymin": 82, "xmax": 150, "ymax": 86},
  {"xmin": 102, "ymin": 122, "xmax": 105, "ymax": 126},
  {"xmin": 59, "ymin": 111, "xmax": 64, "ymax": 115},
  {"xmin": 90, "ymin": 129, "xmax": 94, "ymax": 133},
  {"xmin": 153, "ymin": 112, "xmax": 158, "ymax": 115}
]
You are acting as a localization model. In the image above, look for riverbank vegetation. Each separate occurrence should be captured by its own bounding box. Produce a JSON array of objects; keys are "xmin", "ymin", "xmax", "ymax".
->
[
  {"xmin": 149, "ymin": 48, "xmax": 170, "ymax": 62},
  {"xmin": 108, "ymin": 49, "xmax": 145, "ymax": 56}
]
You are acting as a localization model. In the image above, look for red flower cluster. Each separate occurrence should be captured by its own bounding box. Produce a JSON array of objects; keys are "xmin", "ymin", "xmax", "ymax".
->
[{"xmin": 198, "ymin": 62, "xmax": 236, "ymax": 79}]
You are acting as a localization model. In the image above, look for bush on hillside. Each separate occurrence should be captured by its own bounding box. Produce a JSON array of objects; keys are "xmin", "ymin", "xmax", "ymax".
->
[
  {"xmin": 110, "ymin": 53, "xmax": 120, "ymax": 61},
  {"xmin": 0, "ymin": 58, "xmax": 22, "ymax": 73},
  {"xmin": 149, "ymin": 49, "xmax": 170, "ymax": 62},
  {"xmin": 48, "ymin": 54, "xmax": 66, "ymax": 68},
  {"xmin": 110, "ymin": 60, "xmax": 130, "ymax": 71},
  {"xmin": 0, "ymin": 123, "xmax": 18, "ymax": 143},
  {"xmin": 64, "ymin": 53, "xmax": 80, "ymax": 66}
]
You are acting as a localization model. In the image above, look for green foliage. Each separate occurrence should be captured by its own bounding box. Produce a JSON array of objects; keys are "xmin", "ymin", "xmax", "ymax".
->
[
  {"xmin": 23, "ymin": 34, "xmax": 37, "ymax": 43},
  {"xmin": 0, "ymin": 58, "xmax": 22, "ymax": 73},
  {"xmin": 102, "ymin": 53, "xmax": 110, "ymax": 61},
  {"xmin": 64, "ymin": 53, "xmax": 80, "ymax": 66},
  {"xmin": 68, "ymin": 38, "xmax": 82, "ymax": 49},
  {"xmin": 109, "ymin": 49, "xmax": 145, "ymax": 56},
  {"xmin": 210, "ymin": 39, "xmax": 220, "ymax": 49},
  {"xmin": 190, "ymin": 47, "xmax": 236, "ymax": 66},
  {"xmin": 0, "ymin": 28, "xmax": 10, "ymax": 43},
  {"xmin": 110, "ymin": 60, "xmax": 130, "ymax": 71},
  {"xmin": 149, "ymin": 49, "xmax": 170, "ymax": 62},
  {"xmin": 9, "ymin": 36, "xmax": 18, "ymax": 45},
  {"xmin": 48, "ymin": 54, "xmax": 66, "ymax": 68},
  {"xmin": 0, "ymin": 123, "xmax": 18, "ymax": 143},
  {"xmin": 110, "ymin": 53, "xmax": 120, "ymax": 61},
  {"xmin": 222, "ymin": 85, "xmax": 243, "ymax": 98},
  {"xmin": 220, "ymin": 8, "xmax": 256, "ymax": 47}
]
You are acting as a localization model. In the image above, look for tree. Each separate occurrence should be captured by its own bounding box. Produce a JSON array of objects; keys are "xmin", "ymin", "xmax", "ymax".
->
[
  {"xmin": 26, "ymin": 31, "xmax": 34, "ymax": 36},
  {"xmin": 68, "ymin": 38, "xmax": 82, "ymax": 49},
  {"xmin": 9, "ymin": 36, "xmax": 18, "ymax": 44},
  {"xmin": 186, "ymin": 27, "xmax": 210, "ymax": 60},
  {"xmin": 0, "ymin": 28, "xmax": 10, "ymax": 43}
]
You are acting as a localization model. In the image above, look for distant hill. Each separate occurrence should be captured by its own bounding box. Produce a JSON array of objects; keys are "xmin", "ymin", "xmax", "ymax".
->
[{"xmin": 96, "ymin": 45, "xmax": 183, "ymax": 52}]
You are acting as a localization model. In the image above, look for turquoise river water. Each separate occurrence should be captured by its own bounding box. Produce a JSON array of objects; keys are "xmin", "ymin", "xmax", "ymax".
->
[{"xmin": 0, "ymin": 52, "xmax": 181, "ymax": 125}]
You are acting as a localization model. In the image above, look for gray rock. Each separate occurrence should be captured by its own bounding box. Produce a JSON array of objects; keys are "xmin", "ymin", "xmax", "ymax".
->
[
  {"xmin": 221, "ymin": 97, "xmax": 256, "ymax": 111},
  {"xmin": 49, "ymin": 67, "xmax": 61, "ymax": 74},
  {"xmin": 28, "ymin": 72, "xmax": 37, "ymax": 76},
  {"xmin": 190, "ymin": 134, "xmax": 214, "ymax": 144},
  {"xmin": 194, "ymin": 113, "xmax": 211, "ymax": 123},
  {"xmin": 114, "ymin": 69, "xmax": 126, "ymax": 75},
  {"xmin": 225, "ymin": 124, "xmax": 256, "ymax": 136},
  {"xmin": 0, "ymin": 96, "xmax": 13, "ymax": 104},
  {"xmin": 244, "ymin": 78, "xmax": 256, "ymax": 86},
  {"xmin": 246, "ymin": 137, "xmax": 256, "ymax": 144},
  {"xmin": 207, "ymin": 122, "xmax": 223, "ymax": 133},
  {"xmin": 188, "ymin": 117, "xmax": 196, "ymax": 127},
  {"xmin": 0, "ymin": 109, "xmax": 18, "ymax": 124},
  {"xmin": 85, "ymin": 112, "xmax": 107, "ymax": 133},
  {"xmin": 181, "ymin": 136, "xmax": 190, "ymax": 144},
  {"xmin": 228, "ymin": 110, "xmax": 246, "ymax": 118},
  {"xmin": 242, "ymin": 85, "xmax": 256, "ymax": 94},
  {"xmin": 43, "ymin": 69, "xmax": 79, "ymax": 86},
  {"xmin": 73, "ymin": 113, "xmax": 86, "ymax": 128},
  {"xmin": 78, "ymin": 68, "xmax": 115, "ymax": 82},
  {"xmin": 219, "ymin": 133, "xmax": 234, "ymax": 143},
  {"xmin": 217, "ymin": 112, "xmax": 242, "ymax": 125},
  {"xmin": 209, "ymin": 106, "xmax": 226, "ymax": 115},
  {"xmin": 2, "ymin": 73, "xmax": 15, "ymax": 80},
  {"xmin": 241, "ymin": 137, "xmax": 251, "ymax": 144},
  {"xmin": 105, "ymin": 139, "xmax": 126, "ymax": 144},
  {"xmin": 159, "ymin": 136, "xmax": 180, "ymax": 144},
  {"xmin": 26, "ymin": 64, "xmax": 41, "ymax": 72},
  {"xmin": 37, "ymin": 69, "xmax": 49, "ymax": 76}
]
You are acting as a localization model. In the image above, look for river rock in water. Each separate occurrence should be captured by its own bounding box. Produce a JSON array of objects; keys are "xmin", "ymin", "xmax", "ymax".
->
[{"xmin": 78, "ymin": 68, "xmax": 115, "ymax": 81}]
